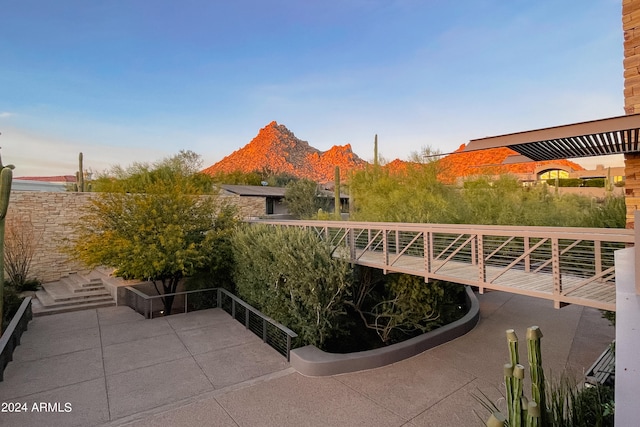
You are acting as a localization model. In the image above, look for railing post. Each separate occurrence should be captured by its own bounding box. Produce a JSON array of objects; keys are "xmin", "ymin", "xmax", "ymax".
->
[
  {"xmin": 423, "ymin": 231, "xmax": 430, "ymax": 277},
  {"xmin": 217, "ymin": 288, "xmax": 221, "ymax": 308},
  {"xmin": 246, "ymin": 306, "xmax": 250, "ymax": 329},
  {"xmin": 263, "ymin": 319, "xmax": 267, "ymax": 342},
  {"xmin": 477, "ymin": 234, "xmax": 485, "ymax": 293},
  {"xmin": 594, "ymin": 240, "xmax": 602, "ymax": 280},
  {"xmin": 382, "ymin": 228, "xmax": 388, "ymax": 273},
  {"xmin": 185, "ymin": 293, "xmax": 188, "ymax": 314},
  {"xmin": 552, "ymin": 237, "xmax": 563, "ymax": 308},
  {"xmin": 349, "ymin": 227, "xmax": 356, "ymax": 262},
  {"xmin": 471, "ymin": 234, "xmax": 477, "ymax": 266},
  {"xmin": 232, "ymin": 298, "xmax": 236, "ymax": 319},
  {"xmin": 286, "ymin": 334, "xmax": 291, "ymax": 362},
  {"xmin": 524, "ymin": 236, "xmax": 530, "ymax": 272},
  {"xmin": 395, "ymin": 229, "xmax": 400, "ymax": 255}
]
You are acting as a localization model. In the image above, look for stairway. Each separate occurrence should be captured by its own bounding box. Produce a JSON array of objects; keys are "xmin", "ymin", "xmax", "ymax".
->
[{"xmin": 33, "ymin": 270, "xmax": 116, "ymax": 316}]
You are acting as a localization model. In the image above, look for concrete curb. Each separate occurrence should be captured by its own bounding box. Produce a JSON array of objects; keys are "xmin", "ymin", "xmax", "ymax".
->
[{"xmin": 290, "ymin": 286, "xmax": 480, "ymax": 376}]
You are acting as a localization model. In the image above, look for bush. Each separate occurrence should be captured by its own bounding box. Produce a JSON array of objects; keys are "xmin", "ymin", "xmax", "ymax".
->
[
  {"xmin": 545, "ymin": 178, "xmax": 582, "ymax": 187},
  {"xmin": 346, "ymin": 273, "xmax": 465, "ymax": 344},
  {"xmin": 231, "ymin": 225, "xmax": 351, "ymax": 348},
  {"xmin": 2, "ymin": 285, "xmax": 24, "ymax": 332},
  {"xmin": 546, "ymin": 374, "xmax": 614, "ymax": 427},
  {"xmin": 4, "ymin": 215, "xmax": 41, "ymax": 291},
  {"xmin": 584, "ymin": 178, "xmax": 605, "ymax": 188}
]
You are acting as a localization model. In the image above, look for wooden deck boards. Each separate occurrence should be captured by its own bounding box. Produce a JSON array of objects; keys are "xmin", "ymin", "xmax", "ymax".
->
[{"xmin": 351, "ymin": 249, "xmax": 615, "ymax": 311}]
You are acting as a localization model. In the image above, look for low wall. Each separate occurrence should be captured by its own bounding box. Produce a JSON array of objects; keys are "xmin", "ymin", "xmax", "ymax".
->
[
  {"xmin": 290, "ymin": 286, "xmax": 480, "ymax": 376},
  {"xmin": 556, "ymin": 187, "xmax": 624, "ymax": 198}
]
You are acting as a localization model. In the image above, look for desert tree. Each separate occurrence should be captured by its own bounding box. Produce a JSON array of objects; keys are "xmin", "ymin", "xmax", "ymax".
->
[{"xmin": 68, "ymin": 151, "xmax": 235, "ymax": 315}]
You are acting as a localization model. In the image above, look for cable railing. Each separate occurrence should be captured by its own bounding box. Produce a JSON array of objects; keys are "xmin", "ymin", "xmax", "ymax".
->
[
  {"xmin": 123, "ymin": 286, "xmax": 297, "ymax": 360},
  {"xmin": 249, "ymin": 219, "xmax": 633, "ymax": 311}
]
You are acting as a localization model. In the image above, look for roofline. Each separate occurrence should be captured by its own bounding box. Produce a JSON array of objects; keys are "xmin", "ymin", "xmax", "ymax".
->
[{"xmin": 464, "ymin": 114, "xmax": 640, "ymax": 152}]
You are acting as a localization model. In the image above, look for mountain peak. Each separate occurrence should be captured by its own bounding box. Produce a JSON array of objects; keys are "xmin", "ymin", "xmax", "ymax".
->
[{"xmin": 202, "ymin": 122, "xmax": 367, "ymax": 182}]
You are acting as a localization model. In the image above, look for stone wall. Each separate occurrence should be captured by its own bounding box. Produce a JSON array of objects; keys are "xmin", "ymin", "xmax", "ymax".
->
[
  {"xmin": 5, "ymin": 191, "xmax": 267, "ymax": 284},
  {"xmin": 231, "ymin": 195, "xmax": 265, "ymax": 218},
  {"xmin": 7, "ymin": 191, "xmax": 92, "ymax": 283},
  {"xmin": 624, "ymin": 0, "xmax": 640, "ymax": 228}
]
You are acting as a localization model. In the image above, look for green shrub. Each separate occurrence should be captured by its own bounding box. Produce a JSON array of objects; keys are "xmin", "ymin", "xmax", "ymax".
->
[
  {"xmin": 546, "ymin": 178, "xmax": 583, "ymax": 187},
  {"xmin": 584, "ymin": 178, "xmax": 605, "ymax": 188},
  {"xmin": 2, "ymin": 285, "xmax": 23, "ymax": 332},
  {"xmin": 231, "ymin": 225, "xmax": 351, "ymax": 348}
]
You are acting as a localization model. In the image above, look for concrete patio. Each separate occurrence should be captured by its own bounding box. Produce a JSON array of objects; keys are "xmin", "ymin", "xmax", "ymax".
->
[{"xmin": 0, "ymin": 291, "xmax": 614, "ymax": 427}]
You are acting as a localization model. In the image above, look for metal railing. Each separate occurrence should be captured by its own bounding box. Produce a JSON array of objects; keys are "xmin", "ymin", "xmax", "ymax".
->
[
  {"xmin": 249, "ymin": 219, "xmax": 634, "ymax": 311},
  {"xmin": 123, "ymin": 286, "xmax": 298, "ymax": 360},
  {"xmin": 124, "ymin": 286, "xmax": 219, "ymax": 319},
  {"xmin": 217, "ymin": 288, "xmax": 297, "ymax": 360},
  {"xmin": 0, "ymin": 296, "xmax": 33, "ymax": 382}
]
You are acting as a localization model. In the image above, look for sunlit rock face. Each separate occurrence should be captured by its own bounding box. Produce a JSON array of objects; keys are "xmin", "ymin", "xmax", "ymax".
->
[{"xmin": 202, "ymin": 121, "xmax": 367, "ymax": 182}]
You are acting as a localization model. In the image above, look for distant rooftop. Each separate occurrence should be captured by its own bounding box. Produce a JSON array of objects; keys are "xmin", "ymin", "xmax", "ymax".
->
[
  {"xmin": 12, "ymin": 180, "xmax": 67, "ymax": 192},
  {"xmin": 220, "ymin": 184, "xmax": 287, "ymax": 197},
  {"xmin": 14, "ymin": 175, "xmax": 76, "ymax": 183}
]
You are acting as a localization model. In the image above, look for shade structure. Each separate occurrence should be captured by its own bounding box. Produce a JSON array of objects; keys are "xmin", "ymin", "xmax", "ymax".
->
[{"xmin": 464, "ymin": 114, "xmax": 640, "ymax": 161}]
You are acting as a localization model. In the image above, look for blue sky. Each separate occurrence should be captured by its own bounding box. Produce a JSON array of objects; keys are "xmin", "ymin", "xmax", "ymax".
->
[{"xmin": 0, "ymin": 0, "xmax": 624, "ymax": 177}]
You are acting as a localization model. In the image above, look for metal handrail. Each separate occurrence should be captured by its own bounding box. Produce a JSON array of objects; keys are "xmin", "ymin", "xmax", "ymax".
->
[
  {"xmin": 0, "ymin": 296, "xmax": 33, "ymax": 382},
  {"xmin": 123, "ymin": 286, "xmax": 297, "ymax": 360},
  {"xmin": 249, "ymin": 219, "xmax": 631, "ymax": 311},
  {"xmin": 124, "ymin": 286, "xmax": 217, "ymax": 319}
]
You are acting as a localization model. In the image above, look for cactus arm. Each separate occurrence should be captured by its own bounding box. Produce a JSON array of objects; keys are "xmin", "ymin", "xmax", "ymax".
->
[
  {"xmin": 486, "ymin": 412, "xmax": 506, "ymax": 427},
  {"xmin": 0, "ymin": 166, "xmax": 13, "ymax": 336},
  {"xmin": 526, "ymin": 326, "xmax": 545, "ymax": 420},
  {"xmin": 0, "ymin": 167, "xmax": 12, "ymax": 218},
  {"xmin": 506, "ymin": 329, "xmax": 519, "ymax": 365},
  {"xmin": 527, "ymin": 401, "xmax": 541, "ymax": 427},
  {"xmin": 511, "ymin": 364, "xmax": 525, "ymax": 427}
]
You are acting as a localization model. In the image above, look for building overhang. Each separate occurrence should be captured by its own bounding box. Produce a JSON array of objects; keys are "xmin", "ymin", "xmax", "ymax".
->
[{"xmin": 464, "ymin": 114, "xmax": 640, "ymax": 161}]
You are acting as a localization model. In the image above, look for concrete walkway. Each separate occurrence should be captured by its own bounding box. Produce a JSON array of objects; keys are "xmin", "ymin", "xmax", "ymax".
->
[{"xmin": 0, "ymin": 291, "xmax": 614, "ymax": 427}]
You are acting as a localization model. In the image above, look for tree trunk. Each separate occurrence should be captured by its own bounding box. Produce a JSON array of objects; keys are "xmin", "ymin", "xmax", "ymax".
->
[{"xmin": 161, "ymin": 277, "xmax": 180, "ymax": 316}]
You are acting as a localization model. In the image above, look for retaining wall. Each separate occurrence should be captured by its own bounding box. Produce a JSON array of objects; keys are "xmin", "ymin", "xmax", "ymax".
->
[{"xmin": 290, "ymin": 286, "xmax": 480, "ymax": 376}]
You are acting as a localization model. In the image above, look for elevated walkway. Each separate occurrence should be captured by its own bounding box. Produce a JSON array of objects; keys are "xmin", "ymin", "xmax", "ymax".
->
[{"xmin": 252, "ymin": 219, "xmax": 632, "ymax": 311}]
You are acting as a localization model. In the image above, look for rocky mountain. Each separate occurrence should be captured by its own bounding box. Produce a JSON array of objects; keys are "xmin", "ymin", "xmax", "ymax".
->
[
  {"xmin": 435, "ymin": 144, "xmax": 583, "ymax": 183},
  {"xmin": 202, "ymin": 121, "xmax": 367, "ymax": 182},
  {"xmin": 202, "ymin": 121, "xmax": 584, "ymax": 184}
]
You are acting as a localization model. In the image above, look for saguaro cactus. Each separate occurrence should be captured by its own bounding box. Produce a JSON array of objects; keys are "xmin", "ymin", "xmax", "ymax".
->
[
  {"xmin": 75, "ymin": 152, "xmax": 85, "ymax": 192},
  {"xmin": 488, "ymin": 327, "xmax": 545, "ymax": 427},
  {"xmin": 0, "ymin": 149, "xmax": 14, "ymax": 336},
  {"xmin": 374, "ymin": 134, "xmax": 379, "ymax": 167},
  {"xmin": 334, "ymin": 166, "xmax": 341, "ymax": 219}
]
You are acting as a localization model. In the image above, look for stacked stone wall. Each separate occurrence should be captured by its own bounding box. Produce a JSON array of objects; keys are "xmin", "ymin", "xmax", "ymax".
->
[
  {"xmin": 5, "ymin": 191, "xmax": 266, "ymax": 284},
  {"xmin": 623, "ymin": 0, "xmax": 640, "ymax": 227},
  {"xmin": 7, "ymin": 191, "xmax": 93, "ymax": 283}
]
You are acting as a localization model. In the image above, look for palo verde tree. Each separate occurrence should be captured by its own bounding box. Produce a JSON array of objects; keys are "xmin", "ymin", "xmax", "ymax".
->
[{"xmin": 69, "ymin": 151, "xmax": 233, "ymax": 315}]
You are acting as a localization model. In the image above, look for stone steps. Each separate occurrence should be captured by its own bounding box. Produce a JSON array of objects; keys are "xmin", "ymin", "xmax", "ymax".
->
[
  {"xmin": 31, "ymin": 297, "xmax": 116, "ymax": 316},
  {"xmin": 33, "ymin": 270, "xmax": 116, "ymax": 316}
]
